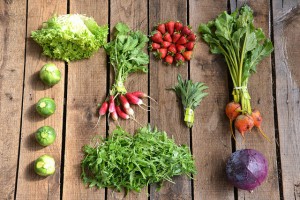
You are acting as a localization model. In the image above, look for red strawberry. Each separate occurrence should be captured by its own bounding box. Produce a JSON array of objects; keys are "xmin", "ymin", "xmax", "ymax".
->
[
  {"xmin": 187, "ymin": 33, "xmax": 197, "ymax": 41},
  {"xmin": 168, "ymin": 44, "xmax": 177, "ymax": 55},
  {"xmin": 161, "ymin": 41, "xmax": 171, "ymax": 48},
  {"xmin": 172, "ymin": 32, "xmax": 181, "ymax": 43},
  {"xmin": 174, "ymin": 21, "xmax": 183, "ymax": 32},
  {"xmin": 163, "ymin": 33, "xmax": 172, "ymax": 43},
  {"xmin": 176, "ymin": 36, "xmax": 188, "ymax": 45},
  {"xmin": 157, "ymin": 23, "xmax": 166, "ymax": 34},
  {"xmin": 151, "ymin": 31, "xmax": 163, "ymax": 43},
  {"xmin": 181, "ymin": 25, "xmax": 192, "ymax": 35},
  {"xmin": 184, "ymin": 42, "xmax": 195, "ymax": 50},
  {"xmin": 175, "ymin": 53, "xmax": 185, "ymax": 66},
  {"xmin": 164, "ymin": 55, "xmax": 174, "ymax": 65},
  {"xmin": 154, "ymin": 48, "xmax": 167, "ymax": 59},
  {"xmin": 182, "ymin": 51, "xmax": 193, "ymax": 61},
  {"xmin": 176, "ymin": 44, "xmax": 186, "ymax": 53},
  {"xmin": 165, "ymin": 21, "xmax": 175, "ymax": 35},
  {"xmin": 149, "ymin": 43, "xmax": 161, "ymax": 51}
]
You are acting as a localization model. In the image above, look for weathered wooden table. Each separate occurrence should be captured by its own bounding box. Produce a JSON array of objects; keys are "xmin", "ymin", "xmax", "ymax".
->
[{"xmin": 1, "ymin": 0, "xmax": 299, "ymax": 199}]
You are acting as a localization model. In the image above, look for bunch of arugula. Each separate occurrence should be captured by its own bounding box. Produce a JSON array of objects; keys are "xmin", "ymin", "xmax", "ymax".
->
[
  {"xmin": 171, "ymin": 74, "xmax": 208, "ymax": 128},
  {"xmin": 199, "ymin": 5, "xmax": 273, "ymax": 114},
  {"xmin": 81, "ymin": 125, "xmax": 196, "ymax": 193},
  {"xmin": 104, "ymin": 23, "xmax": 149, "ymax": 95}
]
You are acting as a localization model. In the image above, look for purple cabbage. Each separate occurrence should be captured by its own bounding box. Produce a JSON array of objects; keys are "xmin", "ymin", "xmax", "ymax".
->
[{"xmin": 226, "ymin": 149, "xmax": 268, "ymax": 191}]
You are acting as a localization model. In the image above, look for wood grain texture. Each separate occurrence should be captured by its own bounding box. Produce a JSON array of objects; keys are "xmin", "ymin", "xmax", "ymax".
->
[
  {"xmin": 233, "ymin": 1, "xmax": 280, "ymax": 199},
  {"xmin": 16, "ymin": 0, "xmax": 66, "ymax": 199},
  {"xmin": 189, "ymin": 0, "xmax": 234, "ymax": 199},
  {"xmin": 107, "ymin": 0, "xmax": 149, "ymax": 199},
  {"xmin": 273, "ymin": 0, "xmax": 300, "ymax": 199},
  {"xmin": 0, "ymin": 0, "xmax": 26, "ymax": 199},
  {"xmin": 62, "ymin": 0, "xmax": 108, "ymax": 199},
  {"xmin": 149, "ymin": 1, "xmax": 192, "ymax": 199}
]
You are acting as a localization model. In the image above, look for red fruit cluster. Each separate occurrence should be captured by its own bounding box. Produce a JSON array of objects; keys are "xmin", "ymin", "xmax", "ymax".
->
[{"xmin": 150, "ymin": 21, "xmax": 196, "ymax": 66}]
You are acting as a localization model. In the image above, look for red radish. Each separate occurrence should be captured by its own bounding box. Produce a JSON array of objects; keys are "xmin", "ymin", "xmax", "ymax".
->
[
  {"xmin": 163, "ymin": 33, "xmax": 172, "ymax": 43},
  {"xmin": 99, "ymin": 101, "xmax": 108, "ymax": 116},
  {"xmin": 187, "ymin": 33, "xmax": 197, "ymax": 41},
  {"xmin": 168, "ymin": 44, "xmax": 177, "ymax": 55},
  {"xmin": 119, "ymin": 95, "xmax": 130, "ymax": 109},
  {"xmin": 185, "ymin": 42, "xmax": 195, "ymax": 50},
  {"xmin": 108, "ymin": 95, "xmax": 116, "ymax": 113},
  {"xmin": 164, "ymin": 55, "xmax": 173, "ymax": 65},
  {"xmin": 234, "ymin": 114, "xmax": 254, "ymax": 138},
  {"xmin": 130, "ymin": 91, "xmax": 157, "ymax": 103},
  {"xmin": 176, "ymin": 36, "xmax": 188, "ymax": 45},
  {"xmin": 172, "ymin": 32, "xmax": 181, "ymax": 43},
  {"xmin": 94, "ymin": 101, "xmax": 109, "ymax": 128},
  {"xmin": 176, "ymin": 44, "xmax": 186, "ymax": 53},
  {"xmin": 182, "ymin": 51, "xmax": 193, "ymax": 61},
  {"xmin": 157, "ymin": 23, "xmax": 166, "ymax": 34},
  {"xmin": 174, "ymin": 21, "xmax": 183, "ymax": 32},
  {"xmin": 124, "ymin": 106, "xmax": 134, "ymax": 116},
  {"xmin": 251, "ymin": 109, "xmax": 271, "ymax": 142},
  {"xmin": 154, "ymin": 48, "xmax": 167, "ymax": 59},
  {"xmin": 175, "ymin": 53, "xmax": 185, "ymax": 66},
  {"xmin": 111, "ymin": 111, "xmax": 118, "ymax": 121},
  {"xmin": 161, "ymin": 41, "xmax": 171, "ymax": 48},
  {"xmin": 116, "ymin": 105, "xmax": 129, "ymax": 120},
  {"xmin": 225, "ymin": 102, "xmax": 241, "ymax": 140},
  {"xmin": 151, "ymin": 31, "xmax": 163, "ymax": 43},
  {"xmin": 149, "ymin": 43, "xmax": 160, "ymax": 51},
  {"xmin": 165, "ymin": 21, "xmax": 175, "ymax": 35},
  {"xmin": 125, "ymin": 93, "xmax": 143, "ymax": 105},
  {"xmin": 181, "ymin": 25, "xmax": 192, "ymax": 35}
]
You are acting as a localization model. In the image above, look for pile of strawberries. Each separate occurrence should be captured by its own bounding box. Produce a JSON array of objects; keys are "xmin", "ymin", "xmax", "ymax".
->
[{"xmin": 150, "ymin": 21, "xmax": 196, "ymax": 66}]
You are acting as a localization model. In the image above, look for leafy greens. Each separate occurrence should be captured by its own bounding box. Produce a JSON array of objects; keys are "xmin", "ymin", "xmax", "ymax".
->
[
  {"xmin": 32, "ymin": 14, "xmax": 108, "ymax": 62},
  {"xmin": 199, "ymin": 5, "xmax": 273, "ymax": 114},
  {"xmin": 104, "ymin": 23, "xmax": 149, "ymax": 95},
  {"xmin": 81, "ymin": 125, "xmax": 196, "ymax": 193}
]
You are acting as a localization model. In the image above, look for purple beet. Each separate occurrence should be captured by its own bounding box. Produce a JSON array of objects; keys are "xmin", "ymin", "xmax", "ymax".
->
[{"xmin": 226, "ymin": 149, "xmax": 268, "ymax": 191}]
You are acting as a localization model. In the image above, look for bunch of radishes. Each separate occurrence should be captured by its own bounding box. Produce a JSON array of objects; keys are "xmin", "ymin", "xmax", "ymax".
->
[
  {"xmin": 98, "ymin": 91, "xmax": 153, "ymax": 123},
  {"xmin": 150, "ymin": 21, "xmax": 196, "ymax": 66}
]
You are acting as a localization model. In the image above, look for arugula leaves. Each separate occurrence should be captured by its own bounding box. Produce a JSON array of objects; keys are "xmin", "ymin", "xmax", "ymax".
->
[
  {"xmin": 171, "ymin": 74, "xmax": 208, "ymax": 128},
  {"xmin": 199, "ymin": 5, "xmax": 273, "ymax": 114},
  {"xmin": 104, "ymin": 23, "xmax": 149, "ymax": 95},
  {"xmin": 81, "ymin": 125, "xmax": 196, "ymax": 193}
]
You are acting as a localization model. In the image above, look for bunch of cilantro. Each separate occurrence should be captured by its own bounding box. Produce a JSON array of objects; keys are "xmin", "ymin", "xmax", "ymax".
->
[
  {"xmin": 81, "ymin": 125, "xmax": 196, "ymax": 193},
  {"xmin": 31, "ymin": 14, "xmax": 108, "ymax": 62},
  {"xmin": 199, "ymin": 5, "xmax": 273, "ymax": 114}
]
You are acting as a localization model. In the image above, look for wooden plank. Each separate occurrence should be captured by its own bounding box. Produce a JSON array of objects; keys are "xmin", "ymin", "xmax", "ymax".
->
[
  {"xmin": 272, "ymin": 0, "xmax": 300, "ymax": 199},
  {"xmin": 149, "ymin": 1, "xmax": 191, "ymax": 199},
  {"xmin": 62, "ymin": 0, "xmax": 108, "ymax": 199},
  {"xmin": 16, "ymin": 0, "xmax": 67, "ymax": 199},
  {"xmin": 0, "ymin": 0, "xmax": 27, "ymax": 199},
  {"xmin": 189, "ymin": 1, "xmax": 234, "ymax": 199},
  {"xmin": 232, "ymin": 1, "xmax": 280, "ymax": 199},
  {"xmin": 106, "ymin": 0, "xmax": 149, "ymax": 199}
]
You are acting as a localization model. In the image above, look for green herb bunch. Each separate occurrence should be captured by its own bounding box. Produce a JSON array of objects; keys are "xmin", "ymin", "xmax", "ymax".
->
[
  {"xmin": 104, "ymin": 23, "xmax": 149, "ymax": 95},
  {"xmin": 81, "ymin": 125, "xmax": 196, "ymax": 193},
  {"xmin": 199, "ymin": 5, "xmax": 273, "ymax": 114},
  {"xmin": 171, "ymin": 74, "xmax": 208, "ymax": 128}
]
